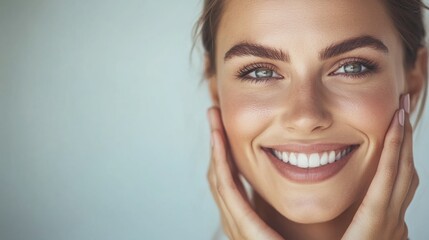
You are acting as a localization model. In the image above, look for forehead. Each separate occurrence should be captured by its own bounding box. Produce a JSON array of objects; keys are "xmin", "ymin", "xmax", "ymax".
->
[{"xmin": 216, "ymin": 0, "xmax": 401, "ymax": 60}]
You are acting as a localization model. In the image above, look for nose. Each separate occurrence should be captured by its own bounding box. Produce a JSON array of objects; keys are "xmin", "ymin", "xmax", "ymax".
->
[{"xmin": 281, "ymin": 81, "xmax": 332, "ymax": 133}]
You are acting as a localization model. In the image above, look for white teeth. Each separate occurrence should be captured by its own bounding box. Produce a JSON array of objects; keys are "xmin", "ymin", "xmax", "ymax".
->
[
  {"xmin": 271, "ymin": 146, "xmax": 355, "ymax": 169},
  {"xmin": 328, "ymin": 151, "xmax": 336, "ymax": 163},
  {"xmin": 282, "ymin": 152, "xmax": 289, "ymax": 163},
  {"xmin": 274, "ymin": 150, "xmax": 282, "ymax": 160},
  {"xmin": 289, "ymin": 153, "xmax": 297, "ymax": 165},
  {"xmin": 297, "ymin": 153, "xmax": 309, "ymax": 168},
  {"xmin": 335, "ymin": 152, "xmax": 341, "ymax": 161},
  {"xmin": 309, "ymin": 153, "xmax": 320, "ymax": 168},
  {"xmin": 320, "ymin": 152, "xmax": 328, "ymax": 165}
]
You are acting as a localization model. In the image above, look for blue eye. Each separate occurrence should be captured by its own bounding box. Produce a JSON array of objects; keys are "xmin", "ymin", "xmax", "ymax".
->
[
  {"xmin": 334, "ymin": 62, "xmax": 368, "ymax": 75},
  {"xmin": 237, "ymin": 63, "xmax": 283, "ymax": 83},
  {"xmin": 330, "ymin": 57, "xmax": 380, "ymax": 78},
  {"xmin": 248, "ymin": 68, "xmax": 281, "ymax": 78}
]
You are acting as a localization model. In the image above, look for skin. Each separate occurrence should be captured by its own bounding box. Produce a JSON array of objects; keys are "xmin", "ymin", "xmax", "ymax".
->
[{"xmin": 206, "ymin": 0, "xmax": 427, "ymax": 239}]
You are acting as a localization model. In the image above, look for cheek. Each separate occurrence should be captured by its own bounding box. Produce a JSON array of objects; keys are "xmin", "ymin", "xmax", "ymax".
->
[
  {"xmin": 220, "ymin": 90, "xmax": 274, "ymax": 146},
  {"xmin": 335, "ymin": 80, "xmax": 400, "ymax": 146}
]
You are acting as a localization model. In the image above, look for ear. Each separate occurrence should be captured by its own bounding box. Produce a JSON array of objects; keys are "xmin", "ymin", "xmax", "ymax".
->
[
  {"xmin": 204, "ymin": 54, "xmax": 220, "ymax": 106},
  {"xmin": 405, "ymin": 47, "xmax": 428, "ymax": 113}
]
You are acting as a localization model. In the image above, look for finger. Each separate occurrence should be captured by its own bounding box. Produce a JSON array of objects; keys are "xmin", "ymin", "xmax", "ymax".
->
[
  {"xmin": 213, "ymin": 130, "xmax": 281, "ymax": 239},
  {"xmin": 213, "ymin": 129, "xmax": 252, "ymax": 211},
  {"xmin": 208, "ymin": 108, "xmax": 251, "ymax": 238},
  {"xmin": 390, "ymin": 110, "xmax": 415, "ymax": 212},
  {"xmin": 208, "ymin": 107, "xmax": 239, "ymax": 174},
  {"xmin": 209, "ymin": 133, "xmax": 249, "ymax": 239},
  {"xmin": 207, "ymin": 135, "xmax": 237, "ymax": 238},
  {"xmin": 209, "ymin": 108, "xmax": 282, "ymax": 239},
  {"xmin": 208, "ymin": 106, "xmax": 221, "ymax": 131},
  {"xmin": 208, "ymin": 106, "xmax": 226, "ymax": 138},
  {"xmin": 400, "ymin": 223, "xmax": 409, "ymax": 240},
  {"xmin": 362, "ymin": 109, "xmax": 405, "ymax": 214},
  {"xmin": 208, "ymin": 165, "xmax": 236, "ymax": 239},
  {"xmin": 400, "ymin": 171, "xmax": 419, "ymax": 220}
]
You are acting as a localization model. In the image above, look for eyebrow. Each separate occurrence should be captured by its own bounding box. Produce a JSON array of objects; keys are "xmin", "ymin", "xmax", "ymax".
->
[
  {"xmin": 224, "ymin": 42, "xmax": 289, "ymax": 62},
  {"xmin": 224, "ymin": 35, "xmax": 388, "ymax": 62},
  {"xmin": 320, "ymin": 35, "xmax": 388, "ymax": 60}
]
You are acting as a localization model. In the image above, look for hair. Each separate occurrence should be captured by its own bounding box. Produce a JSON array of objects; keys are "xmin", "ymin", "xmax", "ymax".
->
[{"xmin": 193, "ymin": 0, "xmax": 428, "ymax": 126}]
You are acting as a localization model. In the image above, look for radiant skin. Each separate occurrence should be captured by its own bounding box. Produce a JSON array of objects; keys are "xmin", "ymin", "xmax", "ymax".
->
[{"xmin": 206, "ymin": 0, "xmax": 427, "ymax": 240}]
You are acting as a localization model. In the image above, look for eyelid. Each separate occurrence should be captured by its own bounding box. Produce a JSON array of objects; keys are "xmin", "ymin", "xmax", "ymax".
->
[
  {"xmin": 236, "ymin": 62, "xmax": 284, "ymax": 81},
  {"xmin": 328, "ymin": 57, "xmax": 378, "ymax": 76}
]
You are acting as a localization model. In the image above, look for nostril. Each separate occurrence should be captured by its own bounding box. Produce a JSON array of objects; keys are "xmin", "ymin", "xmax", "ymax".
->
[
  {"xmin": 279, "ymin": 85, "xmax": 333, "ymax": 132},
  {"xmin": 284, "ymin": 115, "xmax": 332, "ymax": 133}
]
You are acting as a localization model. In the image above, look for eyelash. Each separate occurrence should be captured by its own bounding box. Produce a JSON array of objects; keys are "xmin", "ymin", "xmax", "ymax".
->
[
  {"xmin": 329, "ymin": 57, "xmax": 379, "ymax": 78},
  {"xmin": 236, "ymin": 58, "xmax": 379, "ymax": 83},
  {"xmin": 236, "ymin": 62, "xmax": 282, "ymax": 83}
]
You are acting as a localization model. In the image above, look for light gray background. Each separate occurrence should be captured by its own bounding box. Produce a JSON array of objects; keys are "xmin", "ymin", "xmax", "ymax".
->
[{"xmin": 0, "ymin": 1, "xmax": 428, "ymax": 239}]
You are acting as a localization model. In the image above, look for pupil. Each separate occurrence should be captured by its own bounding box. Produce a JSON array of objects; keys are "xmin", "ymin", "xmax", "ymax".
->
[
  {"xmin": 344, "ymin": 63, "xmax": 362, "ymax": 73},
  {"xmin": 255, "ymin": 69, "xmax": 273, "ymax": 78}
]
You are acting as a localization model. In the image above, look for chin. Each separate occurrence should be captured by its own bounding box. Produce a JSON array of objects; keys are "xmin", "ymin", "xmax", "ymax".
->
[
  {"xmin": 281, "ymin": 205, "xmax": 344, "ymax": 224},
  {"xmin": 270, "ymin": 192, "xmax": 356, "ymax": 225}
]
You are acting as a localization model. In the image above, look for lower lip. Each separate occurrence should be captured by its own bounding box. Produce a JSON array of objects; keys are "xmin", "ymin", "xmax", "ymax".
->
[{"xmin": 264, "ymin": 147, "xmax": 357, "ymax": 183}]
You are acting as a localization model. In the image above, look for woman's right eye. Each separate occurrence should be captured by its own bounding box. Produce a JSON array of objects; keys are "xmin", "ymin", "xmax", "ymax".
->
[
  {"xmin": 238, "ymin": 64, "xmax": 283, "ymax": 82},
  {"xmin": 248, "ymin": 68, "xmax": 281, "ymax": 78}
]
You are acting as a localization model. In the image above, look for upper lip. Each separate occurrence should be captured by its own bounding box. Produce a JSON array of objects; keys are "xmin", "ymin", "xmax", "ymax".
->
[{"xmin": 264, "ymin": 143, "xmax": 360, "ymax": 154}]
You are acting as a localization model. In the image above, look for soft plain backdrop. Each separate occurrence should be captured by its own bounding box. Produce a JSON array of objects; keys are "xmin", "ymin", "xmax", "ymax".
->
[{"xmin": 0, "ymin": 1, "xmax": 428, "ymax": 239}]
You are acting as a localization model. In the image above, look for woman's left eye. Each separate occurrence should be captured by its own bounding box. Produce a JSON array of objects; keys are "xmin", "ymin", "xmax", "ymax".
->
[{"xmin": 333, "ymin": 62, "xmax": 368, "ymax": 75}]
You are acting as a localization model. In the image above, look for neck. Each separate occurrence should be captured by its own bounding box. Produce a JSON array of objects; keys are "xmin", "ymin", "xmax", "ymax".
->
[{"xmin": 252, "ymin": 191, "xmax": 359, "ymax": 240}]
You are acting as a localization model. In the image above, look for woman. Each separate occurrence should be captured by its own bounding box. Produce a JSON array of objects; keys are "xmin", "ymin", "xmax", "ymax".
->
[{"xmin": 195, "ymin": 0, "xmax": 428, "ymax": 239}]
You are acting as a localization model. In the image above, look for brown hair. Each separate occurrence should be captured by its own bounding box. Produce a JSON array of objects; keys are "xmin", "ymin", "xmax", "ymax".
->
[{"xmin": 193, "ymin": 0, "xmax": 428, "ymax": 125}]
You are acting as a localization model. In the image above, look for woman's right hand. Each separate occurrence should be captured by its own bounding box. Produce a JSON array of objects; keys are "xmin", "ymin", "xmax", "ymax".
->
[{"xmin": 207, "ymin": 106, "xmax": 284, "ymax": 240}]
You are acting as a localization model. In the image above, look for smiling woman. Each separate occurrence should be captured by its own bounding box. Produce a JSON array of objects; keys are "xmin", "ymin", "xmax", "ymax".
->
[{"xmin": 194, "ymin": 0, "xmax": 428, "ymax": 240}]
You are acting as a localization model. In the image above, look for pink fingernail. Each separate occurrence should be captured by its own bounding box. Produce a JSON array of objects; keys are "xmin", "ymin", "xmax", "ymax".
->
[
  {"xmin": 403, "ymin": 94, "xmax": 410, "ymax": 114},
  {"xmin": 399, "ymin": 109, "xmax": 405, "ymax": 126}
]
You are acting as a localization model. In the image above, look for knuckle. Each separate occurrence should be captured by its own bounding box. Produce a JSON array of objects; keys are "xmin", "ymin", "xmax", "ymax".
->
[
  {"xmin": 217, "ymin": 184, "xmax": 225, "ymax": 197},
  {"xmin": 404, "ymin": 223, "xmax": 409, "ymax": 235},
  {"xmin": 401, "ymin": 223, "xmax": 409, "ymax": 239},
  {"xmin": 208, "ymin": 175, "xmax": 216, "ymax": 187},
  {"xmin": 217, "ymin": 183, "xmax": 233, "ymax": 198},
  {"xmin": 208, "ymin": 178, "xmax": 217, "ymax": 194},
  {"xmin": 402, "ymin": 157, "xmax": 414, "ymax": 174},
  {"xmin": 415, "ymin": 172, "xmax": 420, "ymax": 187},
  {"xmin": 407, "ymin": 156, "xmax": 414, "ymax": 169},
  {"xmin": 382, "ymin": 167, "xmax": 397, "ymax": 184},
  {"xmin": 394, "ymin": 219, "xmax": 408, "ymax": 238},
  {"xmin": 207, "ymin": 170, "xmax": 215, "ymax": 184},
  {"xmin": 387, "ymin": 134, "xmax": 403, "ymax": 148},
  {"xmin": 360, "ymin": 201, "xmax": 386, "ymax": 222}
]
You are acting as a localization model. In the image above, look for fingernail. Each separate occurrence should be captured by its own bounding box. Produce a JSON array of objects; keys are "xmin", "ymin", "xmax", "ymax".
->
[
  {"xmin": 403, "ymin": 94, "xmax": 410, "ymax": 114},
  {"xmin": 399, "ymin": 109, "xmax": 405, "ymax": 126}
]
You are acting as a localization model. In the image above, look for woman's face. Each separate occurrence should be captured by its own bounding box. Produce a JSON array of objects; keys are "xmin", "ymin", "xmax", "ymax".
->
[{"xmin": 211, "ymin": 0, "xmax": 408, "ymax": 223}]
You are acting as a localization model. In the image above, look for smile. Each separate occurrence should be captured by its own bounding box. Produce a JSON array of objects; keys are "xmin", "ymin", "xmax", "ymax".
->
[
  {"xmin": 270, "ymin": 145, "xmax": 357, "ymax": 169},
  {"xmin": 263, "ymin": 144, "xmax": 360, "ymax": 183}
]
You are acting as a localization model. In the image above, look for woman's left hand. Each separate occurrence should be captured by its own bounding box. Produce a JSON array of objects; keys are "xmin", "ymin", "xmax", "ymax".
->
[{"xmin": 342, "ymin": 95, "xmax": 419, "ymax": 240}]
